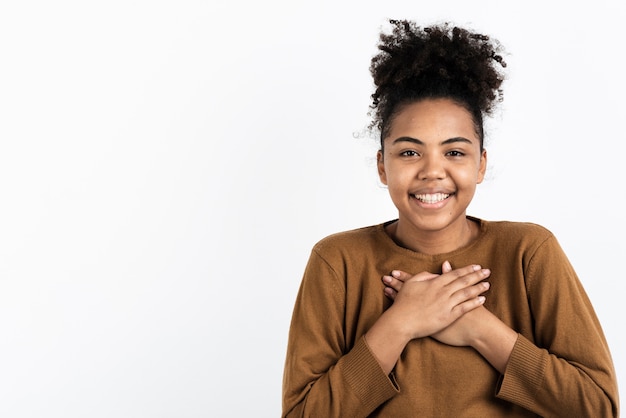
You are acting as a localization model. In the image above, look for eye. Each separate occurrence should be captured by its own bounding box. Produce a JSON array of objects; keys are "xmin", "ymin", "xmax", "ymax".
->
[
  {"xmin": 446, "ymin": 150, "xmax": 465, "ymax": 157},
  {"xmin": 400, "ymin": 150, "xmax": 419, "ymax": 157}
]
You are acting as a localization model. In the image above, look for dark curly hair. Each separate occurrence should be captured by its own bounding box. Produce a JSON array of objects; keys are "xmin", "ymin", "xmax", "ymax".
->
[{"xmin": 369, "ymin": 19, "xmax": 507, "ymax": 150}]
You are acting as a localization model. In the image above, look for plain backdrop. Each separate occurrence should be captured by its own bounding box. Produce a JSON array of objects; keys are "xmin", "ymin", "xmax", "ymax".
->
[{"xmin": 0, "ymin": 1, "xmax": 624, "ymax": 417}]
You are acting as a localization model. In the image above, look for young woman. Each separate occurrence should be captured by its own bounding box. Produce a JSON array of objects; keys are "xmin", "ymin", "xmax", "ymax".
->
[{"xmin": 282, "ymin": 20, "xmax": 619, "ymax": 417}]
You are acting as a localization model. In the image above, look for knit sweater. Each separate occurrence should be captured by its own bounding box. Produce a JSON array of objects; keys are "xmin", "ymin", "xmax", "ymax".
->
[{"xmin": 282, "ymin": 218, "xmax": 619, "ymax": 417}]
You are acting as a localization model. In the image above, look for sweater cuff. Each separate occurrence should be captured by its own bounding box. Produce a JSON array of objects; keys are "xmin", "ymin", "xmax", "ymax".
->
[
  {"xmin": 496, "ymin": 334, "xmax": 547, "ymax": 409},
  {"xmin": 341, "ymin": 336, "xmax": 399, "ymax": 411}
]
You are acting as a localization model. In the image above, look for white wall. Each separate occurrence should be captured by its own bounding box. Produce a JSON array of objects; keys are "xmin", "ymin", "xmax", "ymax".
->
[{"xmin": 0, "ymin": 1, "xmax": 623, "ymax": 416}]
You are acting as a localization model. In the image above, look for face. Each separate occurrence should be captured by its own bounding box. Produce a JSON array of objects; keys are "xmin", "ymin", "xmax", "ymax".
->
[{"xmin": 377, "ymin": 98, "xmax": 487, "ymax": 240}]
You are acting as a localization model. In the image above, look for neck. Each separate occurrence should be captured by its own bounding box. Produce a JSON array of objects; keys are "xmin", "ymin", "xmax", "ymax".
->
[{"xmin": 388, "ymin": 216, "xmax": 477, "ymax": 255}]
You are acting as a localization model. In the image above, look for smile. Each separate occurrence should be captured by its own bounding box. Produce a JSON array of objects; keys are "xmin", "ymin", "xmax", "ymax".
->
[{"xmin": 412, "ymin": 193, "xmax": 450, "ymax": 203}]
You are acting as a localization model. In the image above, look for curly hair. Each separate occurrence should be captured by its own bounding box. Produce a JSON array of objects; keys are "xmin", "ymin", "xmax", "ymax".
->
[{"xmin": 369, "ymin": 19, "xmax": 507, "ymax": 149}]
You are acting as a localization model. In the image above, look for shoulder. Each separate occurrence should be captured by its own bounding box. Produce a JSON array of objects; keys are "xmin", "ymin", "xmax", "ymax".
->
[
  {"xmin": 478, "ymin": 219, "xmax": 572, "ymax": 279},
  {"xmin": 311, "ymin": 223, "xmax": 390, "ymax": 261},
  {"xmin": 482, "ymin": 219, "xmax": 555, "ymax": 244},
  {"xmin": 475, "ymin": 218, "xmax": 563, "ymax": 260},
  {"xmin": 314, "ymin": 224, "xmax": 385, "ymax": 251},
  {"xmin": 479, "ymin": 218, "xmax": 576, "ymax": 266}
]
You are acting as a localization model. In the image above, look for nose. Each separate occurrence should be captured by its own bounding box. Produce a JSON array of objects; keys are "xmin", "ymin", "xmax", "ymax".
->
[{"xmin": 418, "ymin": 153, "xmax": 445, "ymax": 180}]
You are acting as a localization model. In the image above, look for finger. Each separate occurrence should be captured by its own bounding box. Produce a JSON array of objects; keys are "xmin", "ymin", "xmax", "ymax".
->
[
  {"xmin": 441, "ymin": 264, "xmax": 487, "ymax": 286},
  {"xmin": 451, "ymin": 294, "xmax": 486, "ymax": 317},
  {"xmin": 451, "ymin": 280, "xmax": 491, "ymax": 307},
  {"xmin": 382, "ymin": 274, "xmax": 403, "ymax": 293},
  {"xmin": 383, "ymin": 285, "xmax": 397, "ymax": 300},
  {"xmin": 390, "ymin": 270, "xmax": 413, "ymax": 282},
  {"xmin": 409, "ymin": 271, "xmax": 439, "ymax": 282},
  {"xmin": 384, "ymin": 270, "xmax": 436, "ymax": 288},
  {"xmin": 383, "ymin": 269, "xmax": 437, "ymax": 300},
  {"xmin": 383, "ymin": 270, "xmax": 412, "ymax": 293}
]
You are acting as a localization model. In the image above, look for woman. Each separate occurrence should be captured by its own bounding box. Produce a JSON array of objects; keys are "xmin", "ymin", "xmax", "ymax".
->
[{"xmin": 282, "ymin": 20, "xmax": 619, "ymax": 417}]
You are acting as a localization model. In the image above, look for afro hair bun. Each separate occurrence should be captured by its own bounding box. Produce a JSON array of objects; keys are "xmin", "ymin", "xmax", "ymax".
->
[{"xmin": 369, "ymin": 19, "xmax": 507, "ymax": 139}]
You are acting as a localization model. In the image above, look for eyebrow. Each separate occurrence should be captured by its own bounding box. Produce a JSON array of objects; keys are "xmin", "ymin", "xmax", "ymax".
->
[{"xmin": 391, "ymin": 136, "xmax": 474, "ymax": 146}]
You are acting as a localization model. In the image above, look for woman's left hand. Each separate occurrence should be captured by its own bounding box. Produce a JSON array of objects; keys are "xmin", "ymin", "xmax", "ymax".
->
[{"xmin": 383, "ymin": 261, "xmax": 490, "ymax": 347}]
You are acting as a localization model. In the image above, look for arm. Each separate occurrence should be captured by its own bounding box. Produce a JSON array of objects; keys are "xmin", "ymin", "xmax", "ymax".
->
[
  {"xmin": 384, "ymin": 241, "xmax": 619, "ymax": 417},
  {"xmin": 282, "ymin": 249, "xmax": 398, "ymax": 418},
  {"xmin": 497, "ymin": 236, "xmax": 619, "ymax": 417},
  {"xmin": 283, "ymin": 251, "xmax": 489, "ymax": 417}
]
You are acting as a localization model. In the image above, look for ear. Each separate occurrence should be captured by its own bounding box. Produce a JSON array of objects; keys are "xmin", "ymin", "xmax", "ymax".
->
[
  {"xmin": 477, "ymin": 149, "xmax": 487, "ymax": 184},
  {"xmin": 377, "ymin": 150, "xmax": 388, "ymax": 185}
]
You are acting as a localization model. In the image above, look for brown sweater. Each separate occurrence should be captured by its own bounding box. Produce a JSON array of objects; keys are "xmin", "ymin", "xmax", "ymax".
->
[{"xmin": 282, "ymin": 218, "xmax": 619, "ymax": 417}]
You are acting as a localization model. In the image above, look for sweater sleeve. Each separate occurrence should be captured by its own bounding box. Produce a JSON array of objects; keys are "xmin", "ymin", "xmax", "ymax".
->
[
  {"xmin": 282, "ymin": 248, "xmax": 398, "ymax": 418},
  {"xmin": 496, "ymin": 235, "xmax": 619, "ymax": 417}
]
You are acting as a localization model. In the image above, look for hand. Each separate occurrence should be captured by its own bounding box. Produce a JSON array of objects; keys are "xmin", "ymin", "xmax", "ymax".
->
[
  {"xmin": 382, "ymin": 261, "xmax": 491, "ymax": 341},
  {"xmin": 382, "ymin": 262, "xmax": 517, "ymax": 373},
  {"xmin": 433, "ymin": 261, "xmax": 491, "ymax": 346}
]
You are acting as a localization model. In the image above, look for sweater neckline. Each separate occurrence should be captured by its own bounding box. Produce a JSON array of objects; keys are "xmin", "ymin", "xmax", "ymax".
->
[{"xmin": 375, "ymin": 216, "xmax": 488, "ymax": 260}]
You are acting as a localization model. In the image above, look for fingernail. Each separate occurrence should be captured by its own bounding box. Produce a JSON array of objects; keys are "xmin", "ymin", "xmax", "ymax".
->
[
  {"xmin": 478, "ymin": 296, "xmax": 486, "ymax": 303},
  {"xmin": 383, "ymin": 275, "xmax": 392, "ymax": 284},
  {"xmin": 473, "ymin": 265, "xmax": 482, "ymax": 271},
  {"xmin": 391, "ymin": 270, "xmax": 401, "ymax": 278}
]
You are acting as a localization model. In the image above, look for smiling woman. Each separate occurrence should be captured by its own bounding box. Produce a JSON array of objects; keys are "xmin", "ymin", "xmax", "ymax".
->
[{"xmin": 282, "ymin": 19, "xmax": 619, "ymax": 417}]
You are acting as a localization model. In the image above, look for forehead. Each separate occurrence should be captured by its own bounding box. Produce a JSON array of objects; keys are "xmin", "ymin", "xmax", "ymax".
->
[{"xmin": 386, "ymin": 98, "xmax": 479, "ymax": 143}]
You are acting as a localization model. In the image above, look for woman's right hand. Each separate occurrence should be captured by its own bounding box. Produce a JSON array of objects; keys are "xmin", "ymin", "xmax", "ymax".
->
[{"xmin": 382, "ymin": 261, "xmax": 490, "ymax": 341}]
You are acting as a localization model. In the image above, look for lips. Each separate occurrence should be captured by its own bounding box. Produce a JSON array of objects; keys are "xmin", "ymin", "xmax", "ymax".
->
[{"xmin": 412, "ymin": 192, "xmax": 451, "ymax": 203}]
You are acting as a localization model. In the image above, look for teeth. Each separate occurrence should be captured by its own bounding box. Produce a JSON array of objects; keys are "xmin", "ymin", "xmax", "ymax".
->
[{"xmin": 413, "ymin": 193, "xmax": 450, "ymax": 203}]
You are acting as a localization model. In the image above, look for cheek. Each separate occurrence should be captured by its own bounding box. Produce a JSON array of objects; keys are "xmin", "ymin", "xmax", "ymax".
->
[
  {"xmin": 385, "ymin": 164, "xmax": 412, "ymax": 187},
  {"xmin": 450, "ymin": 167, "xmax": 482, "ymax": 190}
]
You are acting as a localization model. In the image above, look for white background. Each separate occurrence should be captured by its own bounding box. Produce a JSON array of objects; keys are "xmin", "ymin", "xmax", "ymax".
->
[{"xmin": 0, "ymin": 1, "xmax": 624, "ymax": 417}]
